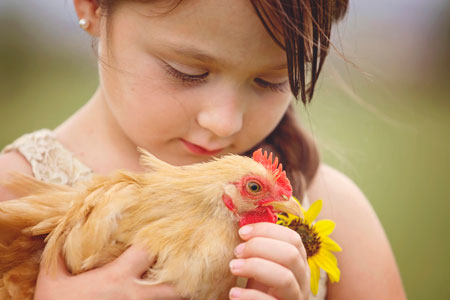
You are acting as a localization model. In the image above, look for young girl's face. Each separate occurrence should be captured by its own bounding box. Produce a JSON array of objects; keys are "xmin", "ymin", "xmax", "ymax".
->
[{"xmin": 98, "ymin": 0, "xmax": 292, "ymax": 166}]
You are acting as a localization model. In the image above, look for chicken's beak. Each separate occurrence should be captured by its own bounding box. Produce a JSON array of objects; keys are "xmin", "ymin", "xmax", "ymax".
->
[{"xmin": 262, "ymin": 196, "xmax": 304, "ymax": 219}]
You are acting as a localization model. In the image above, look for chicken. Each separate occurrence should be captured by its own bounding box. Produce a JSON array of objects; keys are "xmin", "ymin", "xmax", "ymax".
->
[{"xmin": 0, "ymin": 148, "xmax": 302, "ymax": 300}]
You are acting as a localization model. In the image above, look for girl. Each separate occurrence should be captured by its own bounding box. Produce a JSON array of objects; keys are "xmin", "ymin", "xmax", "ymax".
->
[{"xmin": 0, "ymin": 0, "xmax": 406, "ymax": 299}]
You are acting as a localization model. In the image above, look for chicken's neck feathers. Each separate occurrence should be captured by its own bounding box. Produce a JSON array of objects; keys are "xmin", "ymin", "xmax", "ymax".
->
[{"xmin": 138, "ymin": 147, "xmax": 176, "ymax": 172}]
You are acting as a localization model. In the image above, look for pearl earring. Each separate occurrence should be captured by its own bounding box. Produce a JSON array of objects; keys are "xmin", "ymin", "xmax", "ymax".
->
[{"xmin": 79, "ymin": 18, "xmax": 90, "ymax": 30}]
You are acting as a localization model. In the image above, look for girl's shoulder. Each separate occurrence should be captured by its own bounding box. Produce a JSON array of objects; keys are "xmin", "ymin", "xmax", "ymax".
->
[
  {"xmin": 0, "ymin": 128, "xmax": 93, "ymax": 201},
  {"xmin": 307, "ymin": 164, "xmax": 406, "ymax": 299},
  {"xmin": 0, "ymin": 151, "xmax": 33, "ymax": 201},
  {"xmin": 1, "ymin": 129, "xmax": 93, "ymax": 189},
  {"xmin": 307, "ymin": 164, "xmax": 371, "ymax": 217}
]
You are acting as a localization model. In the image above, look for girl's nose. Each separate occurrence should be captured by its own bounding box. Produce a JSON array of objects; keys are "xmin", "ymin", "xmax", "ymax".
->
[{"xmin": 196, "ymin": 95, "xmax": 244, "ymax": 138}]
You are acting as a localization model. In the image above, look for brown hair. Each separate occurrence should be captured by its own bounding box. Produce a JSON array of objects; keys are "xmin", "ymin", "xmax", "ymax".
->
[
  {"xmin": 94, "ymin": 0, "xmax": 349, "ymax": 200},
  {"xmin": 246, "ymin": 0, "xmax": 348, "ymax": 200}
]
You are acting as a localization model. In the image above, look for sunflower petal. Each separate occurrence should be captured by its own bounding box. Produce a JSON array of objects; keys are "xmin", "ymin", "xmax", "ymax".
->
[
  {"xmin": 324, "ymin": 248, "xmax": 338, "ymax": 263},
  {"xmin": 321, "ymin": 236, "xmax": 342, "ymax": 252},
  {"xmin": 308, "ymin": 258, "xmax": 320, "ymax": 295},
  {"xmin": 314, "ymin": 219, "xmax": 336, "ymax": 236},
  {"xmin": 315, "ymin": 250, "xmax": 340, "ymax": 283},
  {"xmin": 305, "ymin": 199, "xmax": 322, "ymax": 225}
]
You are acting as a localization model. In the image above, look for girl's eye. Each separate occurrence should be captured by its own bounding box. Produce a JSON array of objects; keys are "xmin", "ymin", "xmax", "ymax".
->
[
  {"xmin": 254, "ymin": 78, "xmax": 289, "ymax": 93},
  {"xmin": 164, "ymin": 62, "xmax": 288, "ymax": 93},
  {"xmin": 164, "ymin": 63, "xmax": 209, "ymax": 86},
  {"xmin": 246, "ymin": 181, "xmax": 262, "ymax": 194}
]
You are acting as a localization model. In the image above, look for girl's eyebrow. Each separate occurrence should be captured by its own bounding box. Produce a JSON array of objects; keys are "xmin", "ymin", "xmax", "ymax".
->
[
  {"xmin": 162, "ymin": 42, "xmax": 217, "ymax": 64},
  {"xmin": 161, "ymin": 42, "xmax": 288, "ymax": 71},
  {"xmin": 269, "ymin": 63, "xmax": 288, "ymax": 71}
]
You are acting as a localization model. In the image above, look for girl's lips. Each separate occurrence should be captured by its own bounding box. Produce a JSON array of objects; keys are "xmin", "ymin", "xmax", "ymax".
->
[{"xmin": 180, "ymin": 139, "xmax": 224, "ymax": 156}]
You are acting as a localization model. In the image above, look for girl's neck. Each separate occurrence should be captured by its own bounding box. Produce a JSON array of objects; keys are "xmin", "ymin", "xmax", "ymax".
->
[{"xmin": 54, "ymin": 87, "xmax": 144, "ymax": 175}]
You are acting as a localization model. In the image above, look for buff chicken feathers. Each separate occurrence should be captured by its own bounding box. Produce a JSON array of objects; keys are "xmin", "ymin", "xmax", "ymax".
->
[{"xmin": 0, "ymin": 148, "xmax": 302, "ymax": 300}]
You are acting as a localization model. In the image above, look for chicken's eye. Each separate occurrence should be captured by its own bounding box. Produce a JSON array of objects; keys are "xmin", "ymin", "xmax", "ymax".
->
[{"xmin": 246, "ymin": 181, "xmax": 261, "ymax": 193}]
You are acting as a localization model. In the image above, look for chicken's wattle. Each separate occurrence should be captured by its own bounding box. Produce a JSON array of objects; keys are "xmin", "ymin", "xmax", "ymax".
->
[{"xmin": 238, "ymin": 205, "xmax": 277, "ymax": 227}]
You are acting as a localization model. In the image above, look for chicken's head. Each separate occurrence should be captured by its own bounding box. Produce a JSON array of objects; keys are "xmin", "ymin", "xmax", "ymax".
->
[{"xmin": 222, "ymin": 149, "xmax": 303, "ymax": 228}]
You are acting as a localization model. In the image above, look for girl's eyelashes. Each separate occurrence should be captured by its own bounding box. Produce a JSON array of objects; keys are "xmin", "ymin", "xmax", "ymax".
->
[
  {"xmin": 163, "ymin": 63, "xmax": 209, "ymax": 86},
  {"xmin": 254, "ymin": 78, "xmax": 289, "ymax": 93},
  {"xmin": 163, "ymin": 62, "xmax": 288, "ymax": 93}
]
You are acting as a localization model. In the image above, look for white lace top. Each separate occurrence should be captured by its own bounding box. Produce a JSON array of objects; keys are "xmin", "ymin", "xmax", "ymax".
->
[
  {"xmin": 2, "ymin": 129, "xmax": 92, "ymax": 186},
  {"xmin": 1, "ymin": 129, "xmax": 328, "ymax": 299}
]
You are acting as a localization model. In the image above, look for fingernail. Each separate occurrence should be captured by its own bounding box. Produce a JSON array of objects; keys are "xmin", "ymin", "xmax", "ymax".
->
[
  {"xmin": 234, "ymin": 243, "xmax": 245, "ymax": 257},
  {"xmin": 229, "ymin": 287, "xmax": 241, "ymax": 298},
  {"xmin": 229, "ymin": 259, "xmax": 244, "ymax": 270},
  {"xmin": 239, "ymin": 225, "xmax": 252, "ymax": 236}
]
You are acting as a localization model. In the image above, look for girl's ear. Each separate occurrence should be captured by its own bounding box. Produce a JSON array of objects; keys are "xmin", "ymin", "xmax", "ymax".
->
[{"xmin": 73, "ymin": 0, "xmax": 102, "ymax": 37}]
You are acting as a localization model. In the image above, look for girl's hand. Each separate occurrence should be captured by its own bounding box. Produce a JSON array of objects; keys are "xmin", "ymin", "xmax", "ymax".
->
[
  {"xmin": 229, "ymin": 222, "xmax": 310, "ymax": 300},
  {"xmin": 34, "ymin": 245, "xmax": 186, "ymax": 300}
]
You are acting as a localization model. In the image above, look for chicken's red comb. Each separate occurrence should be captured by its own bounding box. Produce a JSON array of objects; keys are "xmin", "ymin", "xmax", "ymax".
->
[{"xmin": 252, "ymin": 148, "xmax": 292, "ymax": 195}]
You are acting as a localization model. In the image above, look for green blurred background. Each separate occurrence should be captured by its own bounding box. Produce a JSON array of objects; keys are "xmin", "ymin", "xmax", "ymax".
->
[{"xmin": 0, "ymin": 0, "xmax": 449, "ymax": 299}]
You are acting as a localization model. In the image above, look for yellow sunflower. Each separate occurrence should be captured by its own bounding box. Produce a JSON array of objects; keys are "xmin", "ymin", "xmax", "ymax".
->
[{"xmin": 277, "ymin": 198, "xmax": 342, "ymax": 295}]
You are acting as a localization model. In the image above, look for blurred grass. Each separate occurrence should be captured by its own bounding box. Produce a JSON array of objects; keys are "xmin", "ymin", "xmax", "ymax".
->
[
  {"xmin": 1, "ymin": 18, "xmax": 450, "ymax": 300},
  {"xmin": 0, "ymin": 50, "xmax": 98, "ymax": 145}
]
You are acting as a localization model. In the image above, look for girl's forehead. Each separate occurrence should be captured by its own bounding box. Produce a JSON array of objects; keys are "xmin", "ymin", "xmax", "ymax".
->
[{"xmin": 112, "ymin": 0, "xmax": 287, "ymax": 72}]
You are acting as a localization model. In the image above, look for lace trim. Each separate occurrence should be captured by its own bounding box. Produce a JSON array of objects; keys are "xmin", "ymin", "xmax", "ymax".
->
[{"xmin": 1, "ymin": 129, "xmax": 93, "ymax": 186}]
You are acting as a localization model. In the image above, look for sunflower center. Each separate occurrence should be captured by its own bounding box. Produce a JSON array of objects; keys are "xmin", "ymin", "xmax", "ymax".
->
[{"xmin": 288, "ymin": 219, "xmax": 321, "ymax": 258}]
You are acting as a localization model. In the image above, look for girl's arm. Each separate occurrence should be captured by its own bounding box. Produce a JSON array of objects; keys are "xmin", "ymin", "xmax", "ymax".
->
[
  {"xmin": 308, "ymin": 165, "xmax": 407, "ymax": 299},
  {"xmin": 0, "ymin": 152, "xmax": 34, "ymax": 201}
]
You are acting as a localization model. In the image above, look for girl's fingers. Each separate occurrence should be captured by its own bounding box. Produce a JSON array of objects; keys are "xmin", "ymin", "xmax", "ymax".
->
[
  {"xmin": 36, "ymin": 247, "xmax": 185, "ymax": 300},
  {"xmin": 229, "ymin": 287, "xmax": 278, "ymax": 300},
  {"xmin": 230, "ymin": 257, "xmax": 301, "ymax": 300},
  {"xmin": 111, "ymin": 245, "xmax": 156, "ymax": 276},
  {"xmin": 245, "ymin": 279, "xmax": 270, "ymax": 293},
  {"xmin": 239, "ymin": 223, "xmax": 307, "ymax": 263},
  {"xmin": 234, "ymin": 237, "xmax": 309, "ymax": 293},
  {"xmin": 118, "ymin": 246, "xmax": 187, "ymax": 299}
]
